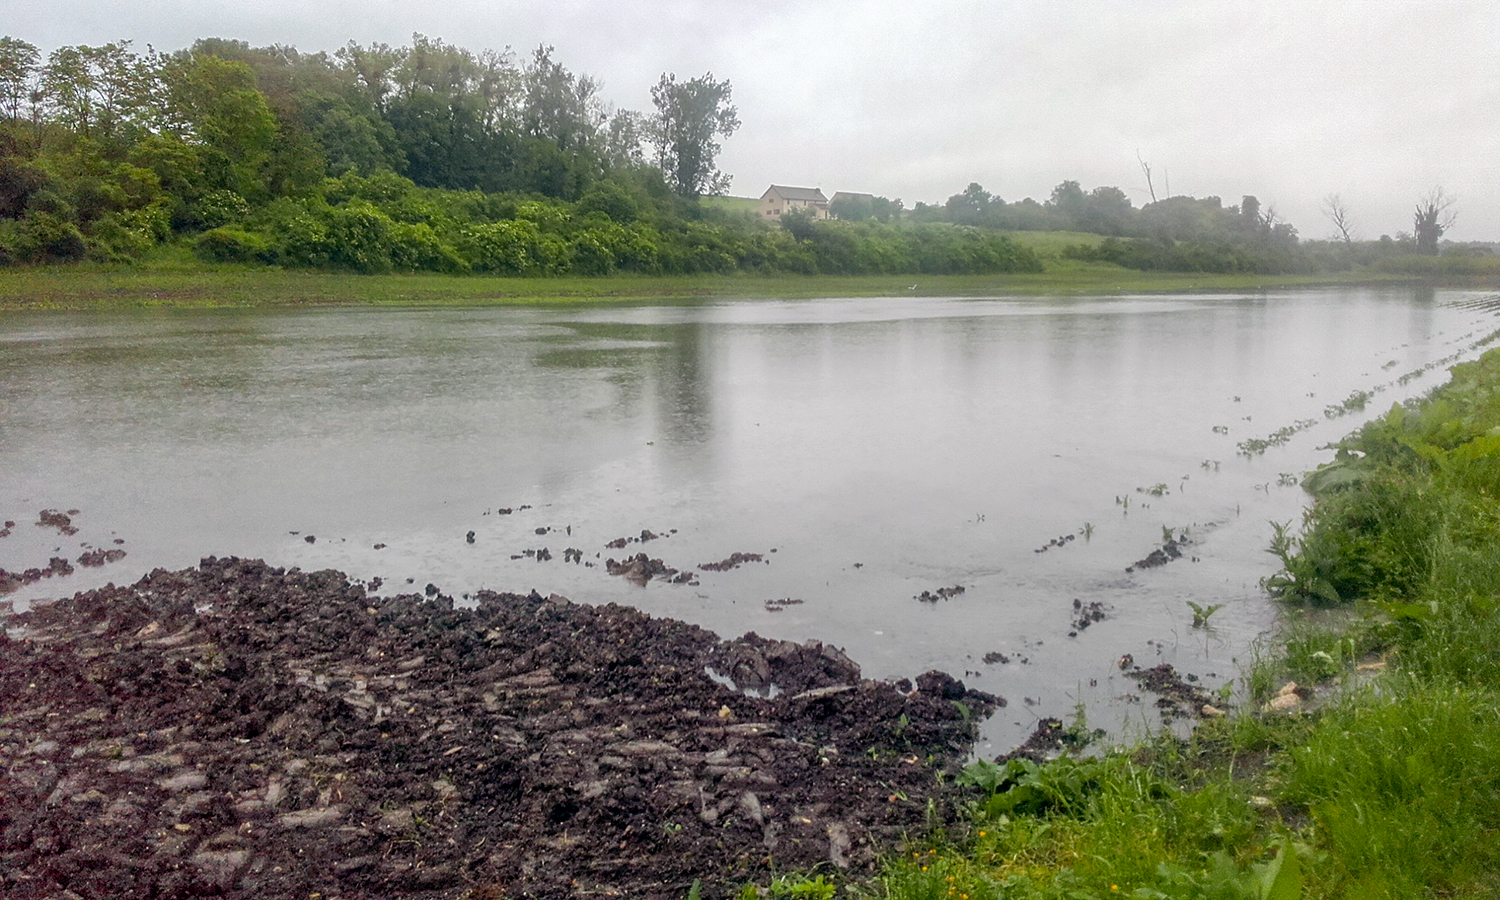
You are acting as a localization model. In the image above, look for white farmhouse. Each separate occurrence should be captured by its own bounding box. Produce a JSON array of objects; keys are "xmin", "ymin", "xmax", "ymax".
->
[{"xmin": 759, "ymin": 185, "xmax": 830, "ymax": 221}]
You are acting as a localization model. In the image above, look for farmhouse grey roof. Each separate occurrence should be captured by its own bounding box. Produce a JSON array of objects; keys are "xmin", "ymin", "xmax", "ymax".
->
[{"xmin": 764, "ymin": 185, "xmax": 828, "ymax": 202}]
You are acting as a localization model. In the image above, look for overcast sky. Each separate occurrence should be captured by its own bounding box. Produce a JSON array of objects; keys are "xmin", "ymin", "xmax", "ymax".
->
[{"xmin": 10, "ymin": 0, "xmax": 1499, "ymax": 240}]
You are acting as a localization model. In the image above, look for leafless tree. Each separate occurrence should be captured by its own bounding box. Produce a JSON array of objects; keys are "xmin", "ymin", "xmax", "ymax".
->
[
  {"xmin": 1413, "ymin": 187, "xmax": 1457, "ymax": 255},
  {"xmin": 1137, "ymin": 150, "xmax": 1157, "ymax": 203},
  {"xmin": 1321, "ymin": 193, "xmax": 1357, "ymax": 244}
]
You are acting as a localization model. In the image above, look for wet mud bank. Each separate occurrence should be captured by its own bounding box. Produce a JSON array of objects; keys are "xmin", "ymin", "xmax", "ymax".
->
[{"xmin": 0, "ymin": 557, "xmax": 997, "ymax": 899}]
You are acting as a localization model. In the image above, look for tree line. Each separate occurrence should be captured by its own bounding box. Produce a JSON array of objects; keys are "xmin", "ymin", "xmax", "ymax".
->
[
  {"xmin": 1, "ymin": 33, "xmax": 1467, "ymax": 278},
  {"xmin": 0, "ymin": 34, "xmax": 1044, "ymax": 276},
  {"xmin": 912, "ymin": 179, "xmax": 1474, "ymax": 276}
]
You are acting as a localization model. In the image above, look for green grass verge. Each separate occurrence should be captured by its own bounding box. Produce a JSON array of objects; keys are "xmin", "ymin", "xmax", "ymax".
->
[{"xmin": 0, "ymin": 250, "xmax": 1403, "ymax": 312}]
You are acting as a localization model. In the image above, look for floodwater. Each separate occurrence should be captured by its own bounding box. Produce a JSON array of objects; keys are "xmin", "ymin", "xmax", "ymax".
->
[{"xmin": 3, "ymin": 287, "xmax": 1497, "ymax": 753}]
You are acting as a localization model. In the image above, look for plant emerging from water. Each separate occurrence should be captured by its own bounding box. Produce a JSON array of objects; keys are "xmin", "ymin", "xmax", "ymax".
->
[{"xmin": 1187, "ymin": 600, "xmax": 1224, "ymax": 628}]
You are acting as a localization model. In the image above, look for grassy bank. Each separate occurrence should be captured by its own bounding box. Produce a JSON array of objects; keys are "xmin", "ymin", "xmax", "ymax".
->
[
  {"xmin": 0, "ymin": 234, "xmax": 1417, "ymax": 311},
  {"xmin": 762, "ymin": 348, "xmax": 1500, "ymax": 900}
]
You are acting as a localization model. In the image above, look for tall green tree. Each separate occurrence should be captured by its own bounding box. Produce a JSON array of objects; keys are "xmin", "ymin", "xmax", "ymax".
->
[
  {"xmin": 161, "ymin": 52, "xmax": 278, "ymax": 201},
  {"xmin": 0, "ymin": 37, "xmax": 40, "ymax": 122},
  {"xmin": 648, "ymin": 72, "xmax": 738, "ymax": 198}
]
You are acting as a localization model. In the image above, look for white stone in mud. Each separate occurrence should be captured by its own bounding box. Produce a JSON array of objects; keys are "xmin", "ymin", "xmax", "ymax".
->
[
  {"xmin": 276, "ymin": 805, "xmax": 345, "ymax": 828},
  {"xmin": 738, "ymin": 791, "xmax": 765, "ymax": 826},
  {"xmin": 189, "ymin": 849, "xmax": 250, "ymax": 888},
  {"xmin": 827, "ymin": 822, "xmax": 852, "ymax": 868},
  {"xmin": 158, "ymin": 770, "xmax": 208, "ymax": 792},
  {"xmin": 613, "ymin": 740, "xmax": 681, "ymax": 756}
]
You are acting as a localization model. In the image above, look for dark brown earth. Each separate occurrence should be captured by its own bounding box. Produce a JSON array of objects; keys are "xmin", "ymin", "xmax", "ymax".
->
[
  {"xmin": 0, "ymin": 557, "xmax": 999, "ymax": 900},
  {"xmin": 1126, "ymin": 663, "xmax": 1217, "ymax": 722},
  {"xmin": 697, "ymin": 553, "xmax": 765, "ymax": 573},
  {"xmin": 914, "ymin": 586, "xmax": 965, "ymax": 604},
  {"xmin": 37, "ymin": 510, "xmax": 80, "ymax": 537},
  {"xmin": 0, "ymin": 556, "xmax": 76, "ymax": 596},
  {"xmin": 1067, "ymin": 599, "xmax": 1106, "ymax": 636},
  {"xmin": 1125, "ymin": 534, "xmax": 1191, "ymax": 572},
  {"xmin": 602, "ymin": 553, "xmax": 697, "ymax": 587}
]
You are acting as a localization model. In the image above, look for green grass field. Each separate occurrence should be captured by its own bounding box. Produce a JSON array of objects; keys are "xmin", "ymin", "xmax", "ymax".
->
[
  {"xmin": 0, "ymin": 236, "xmax": 1408, "ymax": 312},
  {"xmin": 699, "ymin": 195, "xmax": 762, "ymax": 216}
]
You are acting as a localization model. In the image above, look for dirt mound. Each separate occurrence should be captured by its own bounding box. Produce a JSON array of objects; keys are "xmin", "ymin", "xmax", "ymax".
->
[
  {"xmin": 1126, "ymin": 535, "xmax": 1191, "ymax": 572},
  {"xmin": 0, "ymin": 557, "xmax": 998, "ymax": 899},
  {"xmin": 1127, "ymin": 663, "xmax": 1218, "ymax": 721},
  {"xmin": 698, "ymin": 552, "xmax": 765, "ymax": 572}
]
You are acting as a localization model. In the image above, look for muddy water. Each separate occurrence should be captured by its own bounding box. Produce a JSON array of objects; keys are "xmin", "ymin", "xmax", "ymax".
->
[{"xmin": 3, "ymin": 288, "xmax": 1497, "ymax": 752}]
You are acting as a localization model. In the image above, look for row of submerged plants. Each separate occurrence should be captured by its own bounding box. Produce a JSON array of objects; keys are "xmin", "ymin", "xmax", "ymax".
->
[{"xmin": 715, "ymin": 347, "xmax": 1500, "ymax": 898}]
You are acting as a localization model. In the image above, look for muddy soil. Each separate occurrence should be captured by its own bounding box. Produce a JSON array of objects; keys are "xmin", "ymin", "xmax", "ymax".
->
[
  {"xmin": 0, "ymin": 557, "xmax": 998, "ymax": 900},
  {"xmin": 1125, "ymin": 534, "xmax": 1192, "ymax": 572},
  {"xmin": 1125, "ymin": 663, "xmax": 1218, "ymax": 722}
]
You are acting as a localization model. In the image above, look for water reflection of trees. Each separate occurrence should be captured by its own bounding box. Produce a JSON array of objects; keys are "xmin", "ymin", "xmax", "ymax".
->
[{"xmin": 537, "ymin": 320, "xmax": 713, "ymax": 446}]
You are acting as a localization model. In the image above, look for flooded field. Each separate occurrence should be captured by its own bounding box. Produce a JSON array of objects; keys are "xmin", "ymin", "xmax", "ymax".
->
[{"xmin": 3, "ymin": 287, "xmax": 1496, "ymax": 751}]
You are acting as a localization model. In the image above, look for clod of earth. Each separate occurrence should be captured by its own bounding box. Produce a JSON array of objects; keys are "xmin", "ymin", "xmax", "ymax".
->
[
  {"xmin": 0, "ymin": 556, "xmax": 75, "ymax": 595},
  {"xmin": 605, "ymin": 553, "xmax": 682, "ymax": 586},
  {"xmin": 77, "ymin": 548, "xmax": 127, "ymax": 568},
  {"xmin": 995, "ymin": 717, "xmax": 1083, "ymax": 763},
  {"xmin": 915, "ymin": 585, "xmax": 965, "ymax": 603},
  {"xmin": 37, "ymin": 509, "xmax": 80, "ymax": 536},
  {"xmin": 1125, "ymin": 535, "xmax": 1189, "ymax": 572},
  {"xmin": 1032, "ymin": 533, "xmax": 1077, "ymax": 554},
  {"xmin": 604, "ymin": 529, "xmax": 669, "ymax": 551},
  {"xmin": 1068, "ymin": 598, "xmax": 1107, "ymax": 636},
  {"xmin": 1126, "ymin": 664, "xmax": 1219, "ymax": 722},
  {"xmin": 698, "ymin": 552, "xmax": 765, "ymax": 572},
  {"xmin": 0, "ymin": 557, "xmax": 997, "ymax": 899}
]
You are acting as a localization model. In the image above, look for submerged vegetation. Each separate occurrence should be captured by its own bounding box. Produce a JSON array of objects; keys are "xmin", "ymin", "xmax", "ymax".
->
[{"xmin": 711, "ymin": 348, "xmax": 1500, "ymax": 899}]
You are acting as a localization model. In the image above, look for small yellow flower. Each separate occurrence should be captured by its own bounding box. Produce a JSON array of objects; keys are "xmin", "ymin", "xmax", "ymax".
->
[{"xmin": 1111, "ymin": 886, "xmax": 1119, "ymax": 892}]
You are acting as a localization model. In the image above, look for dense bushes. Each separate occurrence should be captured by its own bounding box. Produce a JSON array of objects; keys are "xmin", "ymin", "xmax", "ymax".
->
[
  {"xmin": 1063, "ymin": 235, "xmax": 1324, "ymax": 276},
  {"xmin": 175, "ymin": 170, "xmax": 1043, "ymax": 277}
]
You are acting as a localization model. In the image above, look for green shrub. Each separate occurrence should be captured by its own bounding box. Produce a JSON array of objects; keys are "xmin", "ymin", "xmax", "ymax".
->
[
  {"xmin": 1, "ymin": 211, "xmax": 87, "ymax": 263},
  {"xmin": 325, "ymin": 200, "xmax": 396, "ymax": 273},
  {"xmin": 194, "ymin": 227, "xmax": 275, "ymax": 263},
  {"xmin": 191, "ymin": 189, "xmax": 251, "ymax": 229},
  {"xmin": 388, "ymin": 221, "xmax": 466, "ymax": 273},
  {"xmin": 460, "ymin": 220, "xmax": 543, "ymax": 274}
]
